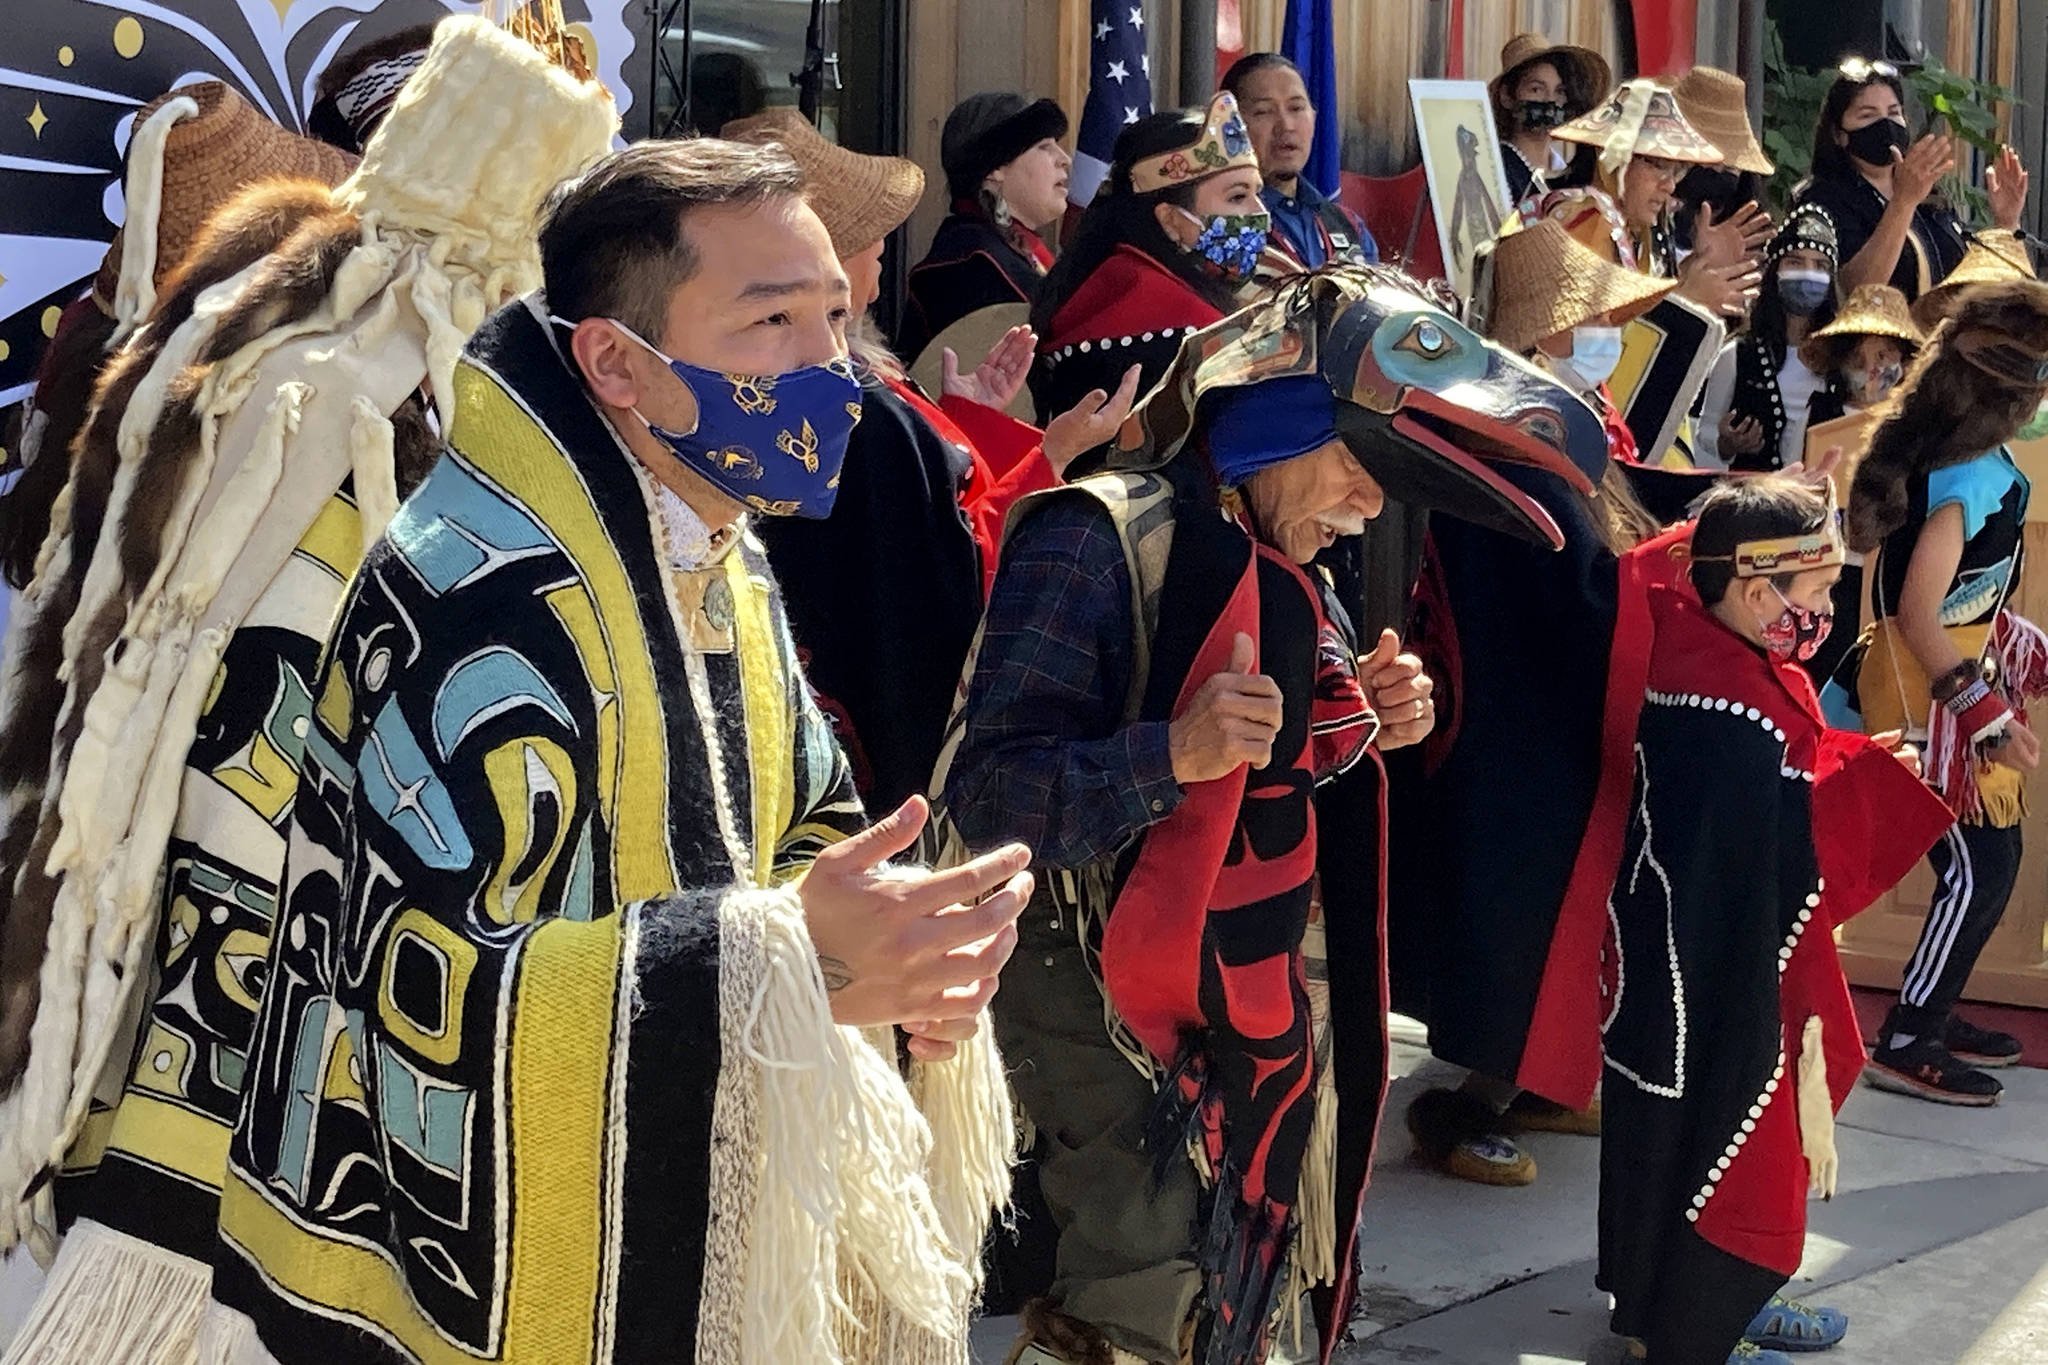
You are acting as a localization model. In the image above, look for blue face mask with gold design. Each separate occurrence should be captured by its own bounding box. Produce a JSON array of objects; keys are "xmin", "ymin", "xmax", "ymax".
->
[{"xmin": 588, "ymin": 317, "xmax": 863, "ymax": 520}]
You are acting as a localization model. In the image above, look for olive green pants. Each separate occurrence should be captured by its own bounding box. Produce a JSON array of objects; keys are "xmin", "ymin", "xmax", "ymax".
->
[{"xmin": 993, "ymin": 905, "xmax": 1203, "ymax": 1365}]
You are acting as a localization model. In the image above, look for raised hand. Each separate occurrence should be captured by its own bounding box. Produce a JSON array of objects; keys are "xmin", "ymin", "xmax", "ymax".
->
[
  {"xmin": 1693, "ymin": 201, "xmax": 1773, "ymax": 270},
  {"xmin": 1168, "ymin": 632, "xmax": 1283, "ymax": 784},
  {"xmin": 1892, "ymin": 133, "xmax": 1956, "ymax": 208},
  {"xmin": 942, "ymin": 323, "xmax": 1038, "ymax": 411},
  {"xmin": 799, "ymin": 796, "xmax": 1032, "ymax": 1040},
  {"xmin": 1679, "ymin": 257, "xmax": 1762, "ymax": 319},
  {"xmin": 1042, "ymin": 364, "xmax": 1143, "ymax": 476},
  {"xmin": 1988, "ymin": 143, "xmax": 2030, "ymax": 229}
]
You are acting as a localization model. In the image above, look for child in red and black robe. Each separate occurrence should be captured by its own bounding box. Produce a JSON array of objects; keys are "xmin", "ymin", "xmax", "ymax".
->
[{"xmin": 1599, "ymin": 477, "xmax": 1952, "ymax": 1365}]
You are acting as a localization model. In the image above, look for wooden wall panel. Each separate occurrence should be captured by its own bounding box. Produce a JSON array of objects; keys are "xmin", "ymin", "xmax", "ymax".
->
[
  {"xmin": 904, "ymin": 0, "xmax": 1067, "ymax": 259},
  {"xmin": 1231, "ymin": 0, "xmax": 1622, "ymax": 176}
]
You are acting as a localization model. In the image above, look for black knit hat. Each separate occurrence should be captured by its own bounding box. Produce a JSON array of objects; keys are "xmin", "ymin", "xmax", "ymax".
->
[
  {"xmin": 941, "ymin": 92, "xmax": 1069, "ymax": 201},
  {"xmin": 1768, "ymin": 202, "xmax": 1838, "ymax": 269}
]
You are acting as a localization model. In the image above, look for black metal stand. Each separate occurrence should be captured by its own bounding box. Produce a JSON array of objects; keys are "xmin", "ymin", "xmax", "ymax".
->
[{"xmin": 648, "ymin": 0, "xmax": 695, "ymax": 138}]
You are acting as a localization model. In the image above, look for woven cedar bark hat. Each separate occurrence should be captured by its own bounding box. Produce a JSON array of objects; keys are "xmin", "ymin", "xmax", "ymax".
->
[
  {"xmin": 1553, "ymin": 79, "xmax": 1725, "ymax": 177},
  {"xmin": 93, "ymin": 82, "xmax": 357, "ymax": 314},
  {"xmin": 1489, "ymin": 32, "xmax": 1613, "ymax": 118},
  {"xmin": 1799, "ymin": 283, "xmax": 1924, "ymax": 371},
  {"xmin": 724, "ymin": 108, "xmax": 925, "ymax": 255},
  {"xmin": 1912, "ymin": 228, "xmax": 2040, "ymax": 328},
  {"xmin": 1670, "ymin": 67, "xmax": 1773, "ymax": 175},
  {"xmin": 1485, "ymin": 218, "xmax": 1675, "ymax": 353}
]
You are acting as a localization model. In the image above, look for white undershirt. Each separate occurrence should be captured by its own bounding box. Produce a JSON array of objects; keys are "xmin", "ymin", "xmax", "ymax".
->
[
  {"xmin": 1694, "ymin": 344, "xmax": 1826, "ymax": 469},
  {"xmin": 1775, "ymin": 351, "xmax": 1826, "ymax": 467}
]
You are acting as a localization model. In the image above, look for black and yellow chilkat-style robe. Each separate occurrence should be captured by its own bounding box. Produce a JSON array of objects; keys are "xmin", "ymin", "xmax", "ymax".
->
[{"xmin": 203, "ymin": 301, "xmax": 1008, "ymax": 1365}]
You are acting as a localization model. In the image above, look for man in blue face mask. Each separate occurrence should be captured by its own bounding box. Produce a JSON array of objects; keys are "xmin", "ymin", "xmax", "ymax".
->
[{"xmin": 233, "ymin": 136, "xmax": 1038, "ymax": 1362}]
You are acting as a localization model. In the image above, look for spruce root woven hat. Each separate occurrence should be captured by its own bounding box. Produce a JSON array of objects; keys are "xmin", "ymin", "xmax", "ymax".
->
[
  {"xmin": 725, "ymin": 108, "xmax": 925, "ymax": 255},
  {"xmin": 1489, "ymin": 32, "xmax": 1613, "ymax": 118},
  {"xmin": 1800, "ymin": 283, "xmax": 1925, "ymax": 371},
  {"xmin": 1553, "ymin": 79, "xmax": 1725, "ymax": 178},
  {"xmin": 1670, "ymin": 67, "xmax": 1773, "ymax": 175},
  {"xmin": 1912, "ymin": 229, "xmax": 2039, "ymax": 328},
  {"xmin": 93, "ymin": 81, "xmax": 358, "ymax": 322},
  {"xmin": 1486, "ymin": 218, "xmax": 1676, "ymax": 354}
]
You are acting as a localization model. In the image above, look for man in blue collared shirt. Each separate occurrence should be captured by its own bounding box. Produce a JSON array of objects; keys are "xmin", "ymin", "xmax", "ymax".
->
[{"xmin": 1223, "ymin": 52, "xmax": 1379, "ymax": 270}]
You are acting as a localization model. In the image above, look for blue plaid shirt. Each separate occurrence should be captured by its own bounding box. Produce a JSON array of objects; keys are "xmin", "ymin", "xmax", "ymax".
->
[{"xmin": 944, "ymin": 497, "xmax": 1184, "ymax": 869}]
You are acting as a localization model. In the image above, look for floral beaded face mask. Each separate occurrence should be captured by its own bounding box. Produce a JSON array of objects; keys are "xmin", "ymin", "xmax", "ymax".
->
[{"xmin": 1176, "ymin": 206, "xmax": 1272, "ymax": 280}]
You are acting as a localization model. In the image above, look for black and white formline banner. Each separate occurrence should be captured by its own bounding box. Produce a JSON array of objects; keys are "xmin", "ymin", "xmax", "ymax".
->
[{"xmin": 0, "ymin": 0, "xmax": 638, "ymax": 407}]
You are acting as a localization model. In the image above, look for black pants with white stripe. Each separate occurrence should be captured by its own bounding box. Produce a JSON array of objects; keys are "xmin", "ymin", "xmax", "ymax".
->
[{"xmin": 1895, "ymin": 821, "xmax": 2024, "ymax": 1034}]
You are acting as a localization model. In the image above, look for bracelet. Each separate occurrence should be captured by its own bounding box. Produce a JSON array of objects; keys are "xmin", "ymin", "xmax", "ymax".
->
[
  {"xmin": 1949, "ymin": 688, "xmax": 2014, "ymax": 746},
  {"xmin": 1943, "ymin": 676, "xmax": 1993, "ymax": 716},
  {"xmin": 1931, "ymin": 660, "xmax": 1982, "ymax": 705}
]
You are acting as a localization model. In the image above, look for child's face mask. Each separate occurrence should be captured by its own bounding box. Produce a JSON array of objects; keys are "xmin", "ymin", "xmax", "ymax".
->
[
  {"xmin": 1844, "ymin": 360, "xmax": 1904, "ymax": 405},
  {"xmin": 1757, "ymin": 584, "xmax": 1834, "ymax": 663}
]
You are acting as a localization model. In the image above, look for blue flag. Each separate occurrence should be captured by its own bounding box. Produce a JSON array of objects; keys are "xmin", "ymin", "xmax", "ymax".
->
[
  {"xmin": 1071, "ymin": 0, "xmax": 1155, "ymax": 207},
  {"xmin": 1281, "ymin": 0, "xmax": 1341, "ymax": 196}
]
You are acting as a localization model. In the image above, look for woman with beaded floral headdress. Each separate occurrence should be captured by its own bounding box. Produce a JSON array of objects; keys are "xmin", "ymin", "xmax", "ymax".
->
[{"xmin": 1030, "ymin": 92, "xmax": 1272, "ymax": 427}]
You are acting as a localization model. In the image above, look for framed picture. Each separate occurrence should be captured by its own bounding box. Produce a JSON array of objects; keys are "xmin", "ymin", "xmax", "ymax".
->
[{"xmin": 1407, "ymin": 79, "xmax": 1513, "ymax": 300}]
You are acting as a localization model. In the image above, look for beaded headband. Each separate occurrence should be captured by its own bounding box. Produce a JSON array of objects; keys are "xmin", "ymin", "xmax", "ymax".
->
[
  {"xmin": 1130, "ymin": 91, "xmax": 1259, "ymax": 194},
  {"xmin": 1691, "ymin": 485, "xmax": 1847, "ymax": 578}
]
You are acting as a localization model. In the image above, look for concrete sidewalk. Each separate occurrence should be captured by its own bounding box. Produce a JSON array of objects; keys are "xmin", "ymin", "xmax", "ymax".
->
[{"xmin": 973, "ymin": 1017, "xmax": 2048, "ymax": 1365}]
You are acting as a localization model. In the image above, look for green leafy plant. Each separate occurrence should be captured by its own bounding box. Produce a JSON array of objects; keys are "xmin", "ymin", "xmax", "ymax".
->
[
  {"xmin": 1758, "ymin": 18, "xmax": 2018, "ymax": 225},
  {"xmin": 1910, "ymin": 52, "xmax": 2016, "ymax": 224},
  {"xmin": 1760, "ymin": 21, "xmax": 1835, "ymax": 213}
]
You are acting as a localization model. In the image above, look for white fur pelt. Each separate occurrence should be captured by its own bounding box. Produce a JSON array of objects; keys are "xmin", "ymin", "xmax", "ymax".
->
[
  {"xmin": 110, "ymin": 95, "xmax": 201, "ymax": 341},
  {"xmin": 0, "ymin": 15, "xmax": 617, "ymax": 1255}
]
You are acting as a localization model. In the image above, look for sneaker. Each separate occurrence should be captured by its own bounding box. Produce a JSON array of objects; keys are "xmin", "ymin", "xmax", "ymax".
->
[
  {"xmin": 1864, "ymin": 1036, "xmax": 2003, "ymax": 1106},
  {"xmin": 1944, "ymin": 1014, "xmax": 2024, "ymax": 1069},
  {"xmin": 1744, "ymin": 1295, "xmax": 1848, "ymax": 1351},
  {"xmin": 1729, "ymin": 1344, "xmax": 1795, "ymax": 1365}
]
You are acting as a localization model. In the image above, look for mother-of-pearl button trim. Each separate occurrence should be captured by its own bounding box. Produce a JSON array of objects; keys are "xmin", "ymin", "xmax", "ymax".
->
[
  {"xmin": 1775, "ymin": 877, "xmax": 1825, "ymax": 975},
  {"xmin": 1052, "ymin": 326, "xmax": 1181, "ymax": 362},
  {"xmin": 1686, "ymin": 1049, "xmax": 1787, "ymax": 1221},
  {"xmin": 1644, "ymin": 688, "xmax": 1788, "ymax": 745}
]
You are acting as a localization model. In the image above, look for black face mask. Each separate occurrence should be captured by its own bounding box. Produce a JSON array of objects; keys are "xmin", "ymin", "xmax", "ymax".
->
[
  {"xmin": 1517, "ymin": 99, "xmax": 1568, "ymax": 131},
  {"xmin": 1844, "ymin": 117, "xmax": 1910, "ymax": 167}
]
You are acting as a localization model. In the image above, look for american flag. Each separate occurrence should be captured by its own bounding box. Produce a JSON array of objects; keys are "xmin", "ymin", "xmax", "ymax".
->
[{"xmin": 1069, "ymin": 0, "xmax": 1154, "ymax": 208}]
